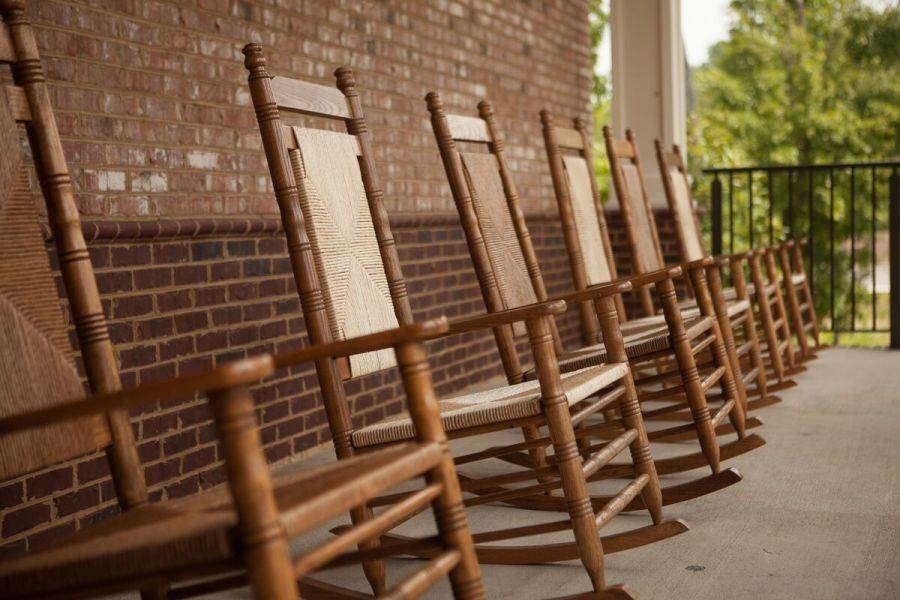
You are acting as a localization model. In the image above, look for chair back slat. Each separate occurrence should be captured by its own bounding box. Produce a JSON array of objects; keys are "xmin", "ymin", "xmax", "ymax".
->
[
  {"xmin": 288, "ymin": 127, "xmax": 398, "ymax": 376},
  {"xmin": 270, "ymin": 75, "xmax": 350, "ymax": 120},
  {"xmin": 0, "ymin": 87, "xmax": 111, "ymax": 481},
  {"xmin": 656, "ymin": 142, "xmax": 705, "ymax": 262},
  {"xmin": 554, "ymin": 126, "xmax": 583, "ymax": 150},
  {"xmin": 445, "ymin": 114, "xmax": 490, "ymax": 143},
  {"xmin": 459, "ymin": 151, "xmax": 537, "ymax": 336},
  {"xmin": 561, "ymin": 155, "xmax": 614, "ymax": 285}
]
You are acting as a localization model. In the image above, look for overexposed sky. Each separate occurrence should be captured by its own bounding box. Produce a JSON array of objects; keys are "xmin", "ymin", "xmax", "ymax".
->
[{"xmin": 681, "ymin": 0, "xmax": 732, "ymax": 66}]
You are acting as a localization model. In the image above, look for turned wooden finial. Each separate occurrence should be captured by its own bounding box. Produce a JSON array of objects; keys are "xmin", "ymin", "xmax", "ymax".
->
[
  {"xmin": 625, "ymin": 127, "xmax": 636, "ymax": 143},
  {"xmin": 242, "ymin": 43, "xmax": 270, "ymax": 79},
  {"xmin": 334, "ymin": 66, "xmax": 357, "ymax": 95},
  {"xmin": 476, "ymin": 99, "xmax": 494, "ymax": 120},
  {"xmin": 539, "ymin": 109, "xmax": 553, "ymax": 128},
  {"xmin": 424, "ymin": 90, "xmax": 444, "ymax": 114},
  {"xmin": 0, "ymin": 0, "xmax": 26, "ymax": 19},
  {"xmin": 573, "ymin": 116, "xmax": 588, "ymax": 131}
]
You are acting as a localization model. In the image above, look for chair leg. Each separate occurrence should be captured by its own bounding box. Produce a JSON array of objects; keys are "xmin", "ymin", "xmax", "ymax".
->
[
  {"xmin": 395, "ymin": 340, "xmax": 486, "ymax": 600},
  {"xmin": 210, "ymin": 386, "xmax": 298, "ymax": 600},
  {"xmin": 618, "ymin": 372, "xmax": 663, "ymax": 524},
  {"xmin": 350, "ymin": 504, "xmax": 388, "ymax": 594},
  {"xmin": 654, "ymin": 278, "xmax": 720, "ymax": 474},
  {"xmin": 780, "ymin": 246, "xmax": 811, "ymax": 359},
  {"xmin": 765, "ymin": 249, "xmax": 798, "ymax": 369},
  {"xmin": 750, "ymin": 253, "xmax": 786, "ymax": 382},
  {"xmin": 528, "ymin": 316, "xmax": 606, "ymax": 592},
  {"xmin": 794, "ymin": 244, "xmax": 823, "ymax": 347}
]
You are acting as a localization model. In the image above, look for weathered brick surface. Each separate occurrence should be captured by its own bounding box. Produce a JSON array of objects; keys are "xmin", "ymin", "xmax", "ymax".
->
[{"xmin": 0, "ymin": 0, "xmax": 685, "ymax": 551}]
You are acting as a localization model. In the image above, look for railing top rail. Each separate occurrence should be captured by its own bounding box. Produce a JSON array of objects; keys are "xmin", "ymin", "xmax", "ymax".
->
[{"xmin": 703, "ymin": 160, "xmax": 900, "ymax": 175}]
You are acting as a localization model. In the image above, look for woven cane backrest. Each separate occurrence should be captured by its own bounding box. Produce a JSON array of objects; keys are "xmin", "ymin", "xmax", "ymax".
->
[
  {"xmin": 618, "ymin": 162, "xmax": 663, "ymax": 272},
  {"xmin": 667, "ymin": 166, "xmax": 704, "ymax": 261},
  {"xmin": 458, "ymin": 151, "xmax": 537, "ymax": 336},
  {"xmin": 287, "ymin": 127, "xmax": 398, "ymax": 377},
  {"xmin": 561, "ymin": 155, "xmax": 614, "ymax": 286},
  {"xmin": 0, "ymin": 87, "xmax": 110, "ymax": 481},
  {"xmin": 656, "ymin": 143, "xmax": 706, "ymax": 262}
]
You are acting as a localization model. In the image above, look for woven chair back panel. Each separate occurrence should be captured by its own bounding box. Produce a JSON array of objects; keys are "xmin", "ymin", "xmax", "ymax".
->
[
  {"xmin": 668, "ymin": 166, "xmax": 705, "ymax": 261},
  {"xmin": 459, "ymin": 151, "xmax": 537, "ymax": 337},
  {"xmin": 619, "ymin": 162, "xmax": 663, "ymax": 272},
  {"xmin": 0, "ymin": 96, "xmax": 110, "ymax": 481},
  {"xmin": 562, "ymin": 155, "xmax": 613, "ymax": 286},
  {"xmin": 289, "ymin": 127, "xmax": 398, "ymax": 378}
]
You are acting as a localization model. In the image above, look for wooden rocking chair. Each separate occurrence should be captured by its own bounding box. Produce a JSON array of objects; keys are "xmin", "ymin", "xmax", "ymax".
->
[
  {"xmin": 602, "ymin": 126, "xmax": 775, "ymax": 422},
  {"xmin": 0, "ymin": 5, "xmax": 484, "ymax": 598},
  {"xmin": 774, "ymin": 239, "xmax": 822, "ymax": 361},
  {"xmin": 426, "ymin": 97, "xmax": 763, "ymax": 515},
  {"xmin": 244, "ymin": 43, "xmax": 687, "ymax": 599},
  {"xmin": 654, "ymin": 140, "xmax": 798, "ymax": 403}
]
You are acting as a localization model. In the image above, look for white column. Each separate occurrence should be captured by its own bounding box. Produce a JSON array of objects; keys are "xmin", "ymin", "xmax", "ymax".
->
[{"xmin": 610, "ymin": 0, "xmax": 685, "ymax": 207}]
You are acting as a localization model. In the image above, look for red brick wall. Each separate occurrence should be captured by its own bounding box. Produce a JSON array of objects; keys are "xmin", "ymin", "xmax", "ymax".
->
[{"xmin": 0, "ymin": 0, "xmax": 685, "ymax": 552}]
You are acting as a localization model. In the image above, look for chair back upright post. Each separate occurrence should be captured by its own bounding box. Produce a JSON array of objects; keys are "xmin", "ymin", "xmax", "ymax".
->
[
  {"xmin": 0, "ymin": 0, "xmax": 147, "ymax": 511},
  {"xmin": 243, "ymin": 45, "xmax": 356, "ymax": 459},
  {"xmin": 335, "ymin": 67, "xmax": 415, "ymax": 325}
]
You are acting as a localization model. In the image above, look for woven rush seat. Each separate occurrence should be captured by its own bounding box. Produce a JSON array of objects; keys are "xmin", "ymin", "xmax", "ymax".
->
[
  {"xmin": 542, "ymin": 313, "xmax": 714, "ymax": 376},
  {"xmin": 353, "ymin": 364, "xmax": 628, "ymax": 447},
  {"xmin": 0, "ymin": 443, "xmax": 440, "ymax": 597},
  {"xmin": 677, "ymin": 297, "xmax": 752, "ymax": 319}
]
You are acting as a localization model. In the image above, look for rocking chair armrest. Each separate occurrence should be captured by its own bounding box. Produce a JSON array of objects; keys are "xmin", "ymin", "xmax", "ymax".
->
[
  {"xmin": 445, "ymin": 299, "xmax": 567, "ymax": 335},
  {"xmin": 0, "ymin": 355, "xmax": 276, "ymax": 436},
  {"xmin": 546, "ymin": 280, "xmax": 633, "ymax": 304},
  {"xmin": 675, "ymin": 256, "xmax": 716, "ymax": 271},
  {"xmin": 273, "ymin": 318, "xmax": 450, "ymax": 368},
  {"xmin": 623, "ymin": 266, "xmax": 684, "ymax": 288},
  {"xmin": 722, "ymin": 250, "xmax": 753, "ymax": 264}
]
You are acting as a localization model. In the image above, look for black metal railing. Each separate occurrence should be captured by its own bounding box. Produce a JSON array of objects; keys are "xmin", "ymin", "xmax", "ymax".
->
[{"xmin": 702, "ymin": 160, "xmax": 900, "ymax": 348}]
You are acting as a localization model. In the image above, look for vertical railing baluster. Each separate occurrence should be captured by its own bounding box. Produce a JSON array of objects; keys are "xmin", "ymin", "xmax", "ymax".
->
[
  {"xmin": 728, "ymin": 171, "xmax": 734, "ymax": 254},
  {"xmin": 767, "ymin": 170, "xmax": 774, "ymax": 244},
  {"xmin": 871, "ymin": 166, "xmax": 877, "ymax": 331},
  {"xmin": 890, "ymin": 167, "xmax": 899, "ymax": 349},
  {"xmin": 787, "ymin": 169, "xmax": 794, "ymax": 240},
  {"xmin": 808, "ymin": 169, "xmax": 814, "ymax": 293},
  {"xmin": 829, "ymin": 168, "xmax": 835, "ymax": 331},
  {"xmin": 748, "ymin": 171, "xmax": 754, "ymax": 249},
  {"xmin": 711, "ymin": 174, "xmax": 723, "ymax": 256},
  {"xmin": 850, "ymin": 166, "xmax": 857, "ymax": 332}
]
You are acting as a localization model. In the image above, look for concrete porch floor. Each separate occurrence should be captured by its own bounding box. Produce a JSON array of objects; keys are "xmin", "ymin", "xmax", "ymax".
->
[{"xmin": 129, "ymin": 347, "xmax": 900, "ymax": 599}]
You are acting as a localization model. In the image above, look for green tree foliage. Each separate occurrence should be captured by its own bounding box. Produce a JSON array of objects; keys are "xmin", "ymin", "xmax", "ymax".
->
[
  {"xmin": 690, "ymin": 0, "xmax": 899, "ymax": 169},
  {"xmin": 687, "ymin": 0, "xmax": 899, "ymax": 331}
]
